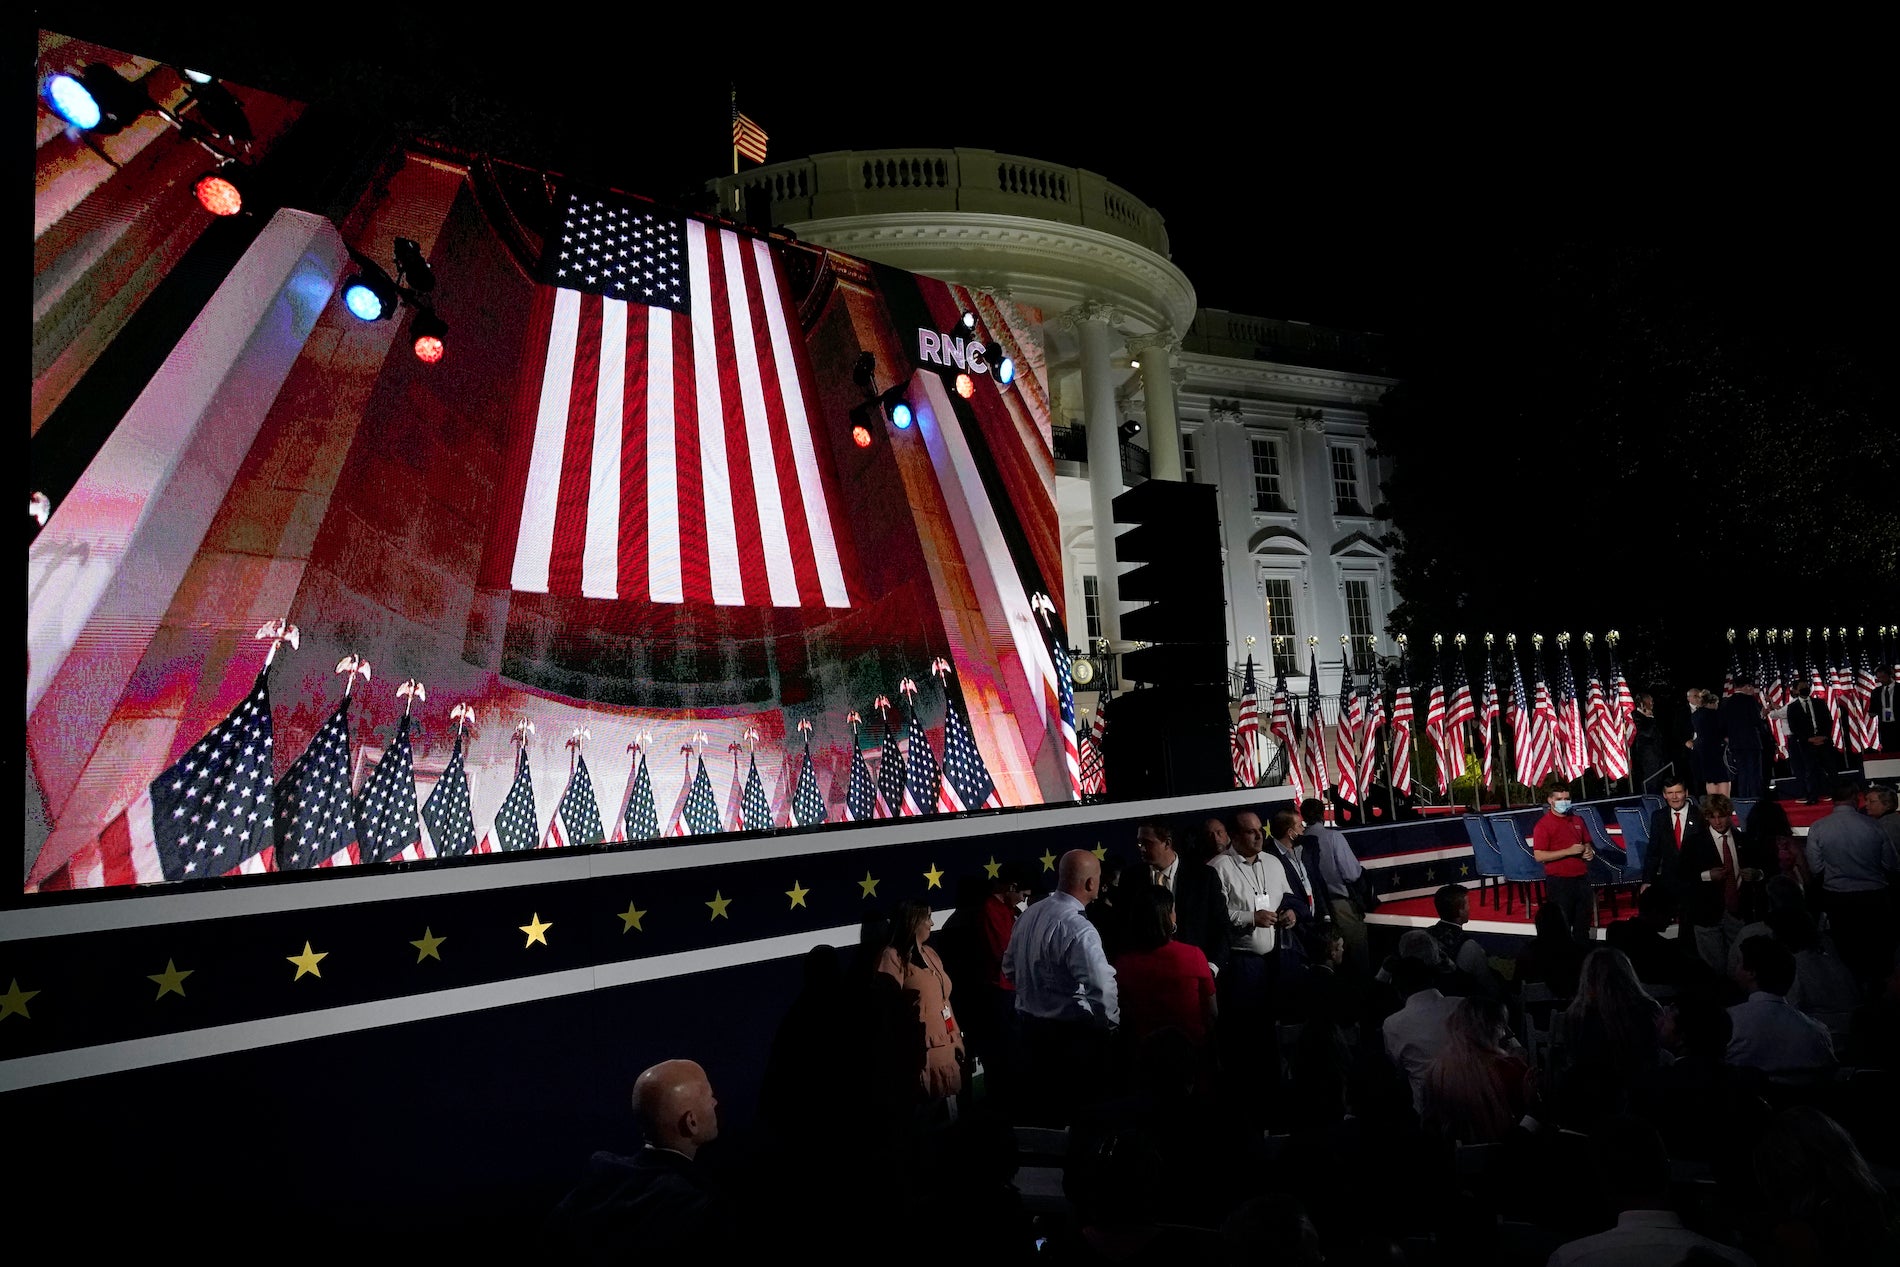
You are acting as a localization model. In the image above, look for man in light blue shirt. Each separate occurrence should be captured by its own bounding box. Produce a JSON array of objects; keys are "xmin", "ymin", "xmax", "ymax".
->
[
  {"xmin": 1301, "ymin": 798, "xmax": 1368, "ymax": 972},
  {"xmin": 1804, "ymin": 778, "xmax": 1900, "ymax": 990},
  {"xmin": 1001, "ymin": 849, "xmax": 1117, "ymax": 1122}
]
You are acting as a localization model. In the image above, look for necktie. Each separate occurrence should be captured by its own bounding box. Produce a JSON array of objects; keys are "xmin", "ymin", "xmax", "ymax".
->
[
  {"xmin": 1674, "ymin": 810, "xmax": 1683, "ymax": 846},
  {"xmin": 1154, "ymin": 865, "xmax": 1170, "ymax": 892},
  {"xmin": 1718, "ymin": 831, "xmax": 1739, "ymax": 912}
]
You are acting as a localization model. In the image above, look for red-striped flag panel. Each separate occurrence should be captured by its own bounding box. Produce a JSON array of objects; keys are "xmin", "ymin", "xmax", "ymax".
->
[{"xmin": 511, "ymin": 196, "xmax": 849, "ymax": 611}]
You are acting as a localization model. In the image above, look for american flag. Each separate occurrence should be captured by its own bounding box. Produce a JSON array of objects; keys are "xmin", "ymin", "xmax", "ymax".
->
[
  {"xmin": 938, "ymin": 693, "xmax": 1003, "ymax": 813},
  {"xmin": 843, "ymin": 736, "xmax": 879, "ymax": 821},
  {"xmin": 73, "ymin": 669, "xmax": 278, "ymax": 887},
  {"xmin": 1851, "ymin": 642, "xmax": 1881, "ymax": 752},
  {"xmin": 1391, "ymin": 651, "xmax": 1418, "ymax": 797},
  {"xmin": 1269, "ymin": 661, "xmax": 1303, "ymax": 801},
  {"xmin": 791, "ymin": 739, "xmax": 826, "ymax": 827},
  {"xmin": 1044, "ymin": 620, "xmax": 1083, "ymax": 799},
  {"xmin": 1724, "ymin": 642, "xmax": 1742, "ymax": 696},
  {"xmin": 1607, "ymin": 638, "xmax": 1636, "ymax": 751},
  {"xmin": 276, "ymin": 697, "xmax": 361, "ymax": 870},
  {"xmin": 1510, "ymin": 649, "xmax": 1546, "ymax": 787},
  {"xmin": 1234, "ymin": 654, "xmax": 1262, "ymax": 789},
  {"xmin": 903, "ymin": 696, "xmax": 940, "ymax": 816},
  {"xmin": 1231, "ymin": 722, "xmax": 1249, "ymax": 790},
  {"xmin": 1424, "ymin": 657, "xmax": 1452, "ymax": 796},
  {"xmin": 1764, "ymin": 645, "xmax": 1791, "ymax": 761},
  {"xmin": 490, "ymin": 747, "xmax": 541, "ymax": 852},
  {"xmin": 357, "ymin": 714, "xmax": 425, "ymax": 864},
  {"xmin": 1081, "ymin": 700, "xmax": 1108, "ymax": 796},
  {"xmin": 1827, "ymin": 641, "xmax": 1853, "ymax": 751},
  {"xmin": 741, "ymin": 752, "xmax": 772, "ymax": 831},
  {"xmin": 1357, "ymin": 660, "xmax": 1385, "ymax": 800},
  {"xmin": 1303, "ymin": 649, "xmax": 1329, "ymax": 800},
  {"xmin": 1446, "ymin": 648, "xmax": 1476, "ymax": 773},
  {"xmin": 1334, "ymin": 661, "xmax": 1362, "ymax": 807},
  {"xmin": 544, "ymin": 751, "xmax": 605, "ymax": 849},
  {"xmin": 679, "ymin": 755, "xmax": 723, "ymax": 835},
  {"xmin": 1585, "ymin": 658, "xmax": 1628, "ymax": 781},
  {"xmin": 507, "ymin": 191, "xmax": 851, "ymax": 612},
  {"xmin": 1529, "ymin": 652, "xmax": 1561, "ymax": 789},
  {"xmin": 613, "ymin": 752, "xmax": 661, "ymax": 842},
  {"xmin": 731, "ymin": 106, "xmax": 768, "ymax": 165},
  {"xmin": 724, "ymin": 749, "xmax": 746, "ymax": 831},
  {"xmin": 1477, "ymin": 648, "xmax": 1500, "ymax": 790},
  {"xmin": 876, "ymin": 714, "xmax": 905, "ymax": 818},
  {"xmin": 421, "ymin": 727, "xmax": 477, "ymax": 857},
  {"xmin": 1556, "ymin": 647, "xmax": 1589, "ymax": 780}
]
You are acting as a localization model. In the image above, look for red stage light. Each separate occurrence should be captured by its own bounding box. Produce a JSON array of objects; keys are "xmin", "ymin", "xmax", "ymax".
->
[
  {"xmin": 194, "ymin": 173, "xmax": 242, "ymax": 216},
  {"xmin": 851, "ymin": 424, "xmax": 873, "ymax": 449},
  {"xmin": 413, "ymin": 335, "xmax": 445, "ymax": 364},
  {"xmin": 955, "ymin": 373, "xmax": 974, "ymax": 399}
]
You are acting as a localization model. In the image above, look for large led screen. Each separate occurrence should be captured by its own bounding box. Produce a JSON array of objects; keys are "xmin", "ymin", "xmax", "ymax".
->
[{"xmin": 27, "ymin": 159, "xmax": 1076, "ymax": 891}]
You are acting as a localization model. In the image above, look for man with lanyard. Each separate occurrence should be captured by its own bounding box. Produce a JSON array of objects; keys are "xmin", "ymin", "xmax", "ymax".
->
[
  {"xmin": 1265, "ymin": 808, "xmax": 1330, "ymax": 983},
  {"xmin": 1530, "ymin": 783, "xmax": 1596, "ymax": 942},
  {"xmin": 1208, "ymin": 809, "xmax": 1290, "ymax": 1095}
]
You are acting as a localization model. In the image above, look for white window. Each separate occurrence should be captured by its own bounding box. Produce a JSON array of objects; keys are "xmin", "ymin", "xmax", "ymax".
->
[
  {"xmin": 1344, "ymin": 578, "xmax": 1377, "ymax": 673},
  {"xmin": 1262, "ymin": 577, "xmax": 1298, "ymax": 676},
  {"xmin": 1181, "ymin": 431, "xmax": 1199, "ymax": 484},
  {"xmin": 1082, "ymin": 573, "xmax": 1102, "ymax": 643},
  {"xmin": 1250, "ymin": 435, "xmax": 1288, "ymax": 512},
  {"xmin": 1331, "ymin": 445, "xmax": 1364, "ymax": 514}
]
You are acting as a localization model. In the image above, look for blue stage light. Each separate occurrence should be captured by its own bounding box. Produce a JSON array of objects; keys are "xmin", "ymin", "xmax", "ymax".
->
[
  {"xmin": 891, "ymin": 402, "xmax": 913, "ymax": 429},
  {"xmin": 996, "ymin": 356, "xmax": 1016, "ymax": 386},
  {"xmin": 343, "ymin": 281, "xmax": 387, "ymax": 321},
  {"xmin": 43, "ymin": 73, "xmax": 101, "ymax": 130}
]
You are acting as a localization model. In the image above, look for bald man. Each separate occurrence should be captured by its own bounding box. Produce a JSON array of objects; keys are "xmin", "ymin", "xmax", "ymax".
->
[
  {"xmin": 1002, "ymin": 848, "xmax": 1119, "ymax": 1122},
  {"xmin": 547, "ymin": 1059, "xmax": 733, "ymax": 1258}
]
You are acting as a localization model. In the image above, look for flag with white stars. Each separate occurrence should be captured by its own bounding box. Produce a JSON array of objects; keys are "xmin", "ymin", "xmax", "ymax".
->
[
  {"xmin": 507, "ymin": 188, "xmax": 851, "ymax": 611},
  {"xmin": 902, "ymin": 698, "xmax": 940, "ymax": 817},
  {"xmin": 1080, "ymin": 699, "xmax": 1107, "ymax": 796},
  {"xmin": 613, "ymin": 753, "xmax": 661, "ymax": 842},
  {"xmin": 741, "ymin": 753, "xmax": 771, "ymax": 832},
  {"xmin": 421, "ymin": 728, "xmax": 477, "ymax": 857},
  {"xmin": 493, "ymin": 748, "xmax": 541, "ymax": 852},
  {"xmin": 936, "ymin": 692, "xmax": 1003, "ymax": 813},
  {"xmin": 1046, "ymin": 631, "xmax": 1082, "ymax": 799},
  {"xmin": 843, "ymin": 738, "xmax": 878, "ymax": 822},
  {"xmin": 681, "ymin": 756, "xmax": 723, "ymax": 836},
  {"xmin": 724, "ymin": 754, "xmax": 747, "ymax": 831},
  {"xmin": 792, "ymin": 740, "xmax": 826, "ymax": 827},
  {"xmin": 544, "ymin": 752, "xmax": 605, "ymax": 849},
  {"xmin": 275, "ymin": 697, "xmax": 361, "ymax": 870},
  {"xmin": 876, "ymin": 718, "xmax": 905, "ymax": 818},
  {"xmin": 357, "ymin": 714, "xmax": 424, "ymax": 864}
]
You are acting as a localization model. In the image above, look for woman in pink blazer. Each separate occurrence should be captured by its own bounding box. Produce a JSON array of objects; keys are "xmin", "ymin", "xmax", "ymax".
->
[{"xmin": 876, "ymin": 900, "xmax": 965, "ymax": 1102}]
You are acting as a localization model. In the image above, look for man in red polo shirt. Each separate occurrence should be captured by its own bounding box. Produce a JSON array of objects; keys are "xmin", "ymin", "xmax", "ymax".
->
[{"xmin": 1531, "ymin": 783, "xmax": 1597, "ymax": 941}]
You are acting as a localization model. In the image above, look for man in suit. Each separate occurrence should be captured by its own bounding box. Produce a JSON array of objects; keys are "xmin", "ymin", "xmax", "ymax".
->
[
  {"xmin": 1677, "ymin": 794, "xmax": 1770, "ymax": 973},
  {"xmin": 1874, "ymin": 667, "xmax": 1899, "ymax": 755},
  {"xmin": 1130, "ymin": 820, "xmax": 1229, "ymax": 978},
  {"xmin": 1266, "ymin": 808, "xmax": 1333, "ymax": 989},
  {"xmin": 1642, "ymin": 776, "xmax": 1702, "ymax": 893},
  {"xmin": 1717, "ymin": 678, "xmax": 1769, "ymax": 799},
  {"xmin": 1785, "ymin": 686, "xmax": 1837, "ymax": 805}
]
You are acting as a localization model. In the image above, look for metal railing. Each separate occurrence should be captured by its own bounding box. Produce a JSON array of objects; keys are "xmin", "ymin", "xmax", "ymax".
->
[{"xmin": 1052, "ymin": 425, "xmax": 1150, "ymax": 486}]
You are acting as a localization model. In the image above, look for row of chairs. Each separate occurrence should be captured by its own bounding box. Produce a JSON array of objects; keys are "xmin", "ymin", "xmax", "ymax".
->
[{"xmin": 1463, "ymin": 807, "xmax": 1631, "ymax": 920}]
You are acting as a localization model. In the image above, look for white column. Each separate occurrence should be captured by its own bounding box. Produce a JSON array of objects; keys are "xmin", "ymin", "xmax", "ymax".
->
[
  {"xmin": 1068, "ymin": 301, "xmax": 1125, "ymax": 652},
  {"xmin": 1131, "ymin": 333, "xmax": 1182, "ymax": 481}
]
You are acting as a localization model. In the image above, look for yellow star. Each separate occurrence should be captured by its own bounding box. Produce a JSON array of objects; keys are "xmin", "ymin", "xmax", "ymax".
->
[
  {"xmin": 923, "ymin": 863, "xmax": 944, "ymax": 890},
  {"xmin": 984, "ymin": 857, "xmax": 1001, "ymax": 879},
  {"xmin": 287, "ymin": 942, "xmax": 327, "ymax": 981},
  {"xmin": 519, "ymin": 914, "xmax": 553, "ymax": 947},
  {"xmin": 0, "ymin": 978, "xmax": 40, "ymax": 1021},
  {"xmin": 707, "ymin": 891, "xmax": 732, "ymax": 920},
  {"xmin": 410, "ymin": 928, "xmax": 446, "ymax": 962},
  {"xmin": 786, "ymin": 880, "xmax": 810, "ymax": 909},
  {"xmin": 1039, "ymin": 849, "xmax": 1057, "ymax": 872},
  {"xmin": 147, "ymin": 959, "xmax": 192, "ymax": 1000},
  {"xmin": 1091, "ymin": 843, "xmax": 1107, "ymax": 861},
  {"xmin": 858, "ymin": 872, "xmax": 880, "ymax": 898},
  {"xmin": 1459, "ymin": 863, "xmax": 1470, "ymax": 877},
  {"xmin": 617, "ymin": 901, "xmax": 647, "ymax": 933}
]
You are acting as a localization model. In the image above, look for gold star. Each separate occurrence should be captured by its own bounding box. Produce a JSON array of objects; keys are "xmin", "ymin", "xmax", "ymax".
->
[
  {"xmin": 858, "ymin": 872, "xmax": 880, "ymax": 898},
  {"xmin": 1040, "ymin": 849, "xmax": 1057, "ymax": 872},
  {"xmin": 786, "ymin": 880, "xmax": 810, "ymax": 909},
  {"xmin": 287, "ymin": 942, "xmax": 327, "ymax": 981},
  {"xmin": 617, "ymin": 901, "xmax": 647, "ymax": 933},
  {"xmin": 1459, "ymin": 863, "xmax": 1470, "ymax": 877},
  {"xmin": 707, "ymin": 891, "xmax": 732, "ymax": 920},
  {"xmin": 147, "ymin": 959, "xmax": 192, "ymax": 1000},
  {"xmin": 984, "ymin": 857, "xmax": 1001, "ymax": 879},
  {"xmin": 1091, "ymin": 843, "xmax": 1107, "ymax": 861},
  {"xmin": 1425, "ymin": 868, "xmax": 1436, "ymax": 882},
  {"xmin": 0, "ymin": 978, "xmax": 40, "ymax": 1021},
  {"xmin": 923, "ymin": 863, "xmax": 944, "ymax": 890},
  {"xmin": 410, "ymin": 928, "xmax": 446, "ymax": 962},
  {"xmin": 519, "ymin": 914, "xmax": 553, "ymax": 947}
]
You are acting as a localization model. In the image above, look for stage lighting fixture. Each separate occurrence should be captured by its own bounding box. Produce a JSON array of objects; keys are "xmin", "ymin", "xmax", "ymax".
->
[
  {"xmin": 852, "ymin": 351, "xmax": 876, "ymax": 392},
  {"xmin": 1129, "ymin": 358, "xmax": 1141, "ymax": 369},
  {"xmin": 178, "ymin": 75, "xmax": 253, "ymax": 145},
  {"xmin": 392, "ymin": 237, "xmax": 436, "ymax": 293},
  {"xmin": 878, "ymin": 384, "xmax": 913, "ymax": 429},
  {"xmin": 72, "ymin": 63, "xmax": 158, "ymax": 137},
  {"xmin": 192, "ymin": 165, "xmax": 245, "ymax": 216},
  {"xmin": 851, "ymin": 424, "xmax": 874, "ymax": 449},
  {"xmin": 182, "ymin": 68, "xmax": 215, "ymax": 84},
  {"xmin": 41, "ymin": 72, "xmax": 101, "ymax": 130},
  {"xmin": 983, "ymin": 342, "xmax": 1016, "ymax": 386},
  {"xmin": 410, "ymin": 308, "xmax": 448, "ymax": 363},
  {"xmin": 956, "ymin": 310, "xmax": 977, "ymax": 334},
  {"xmin": 954, "ymin": 373, "xmax": 975, "ymax": 400},
  {"xmin": 342, "ymin": 256, "xmax": 400, "ymax": 322},
  {"xmin": 1119, "ymin": 420, "xmax": 1143, "ymax": 440}
]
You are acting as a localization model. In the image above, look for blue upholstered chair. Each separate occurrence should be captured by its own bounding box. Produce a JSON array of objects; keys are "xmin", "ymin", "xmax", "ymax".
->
[
  {"xmin": 1732, "ymin": 798, "xmax": 1756, "ymax": 831},
  {"xmin": 1492, "ymin": 814, "xmax": 1544, "ymax": 918},
  {"xmin": 1464, "ymin": 813, "xmax": 1505, "ymax": 908},
  {"xmin": 1614, "ymin": 807, "xmax": 1651, "ymax": 889},
  {"xmin": 1575, "ymin": 804, "xmax": 1628, "ymax": 919}
]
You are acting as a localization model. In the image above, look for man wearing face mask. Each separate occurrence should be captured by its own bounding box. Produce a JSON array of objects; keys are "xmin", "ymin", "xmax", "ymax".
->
[{"xmin": 1531, "ymin": 783, "xmax": 1596, "ymax": 942}]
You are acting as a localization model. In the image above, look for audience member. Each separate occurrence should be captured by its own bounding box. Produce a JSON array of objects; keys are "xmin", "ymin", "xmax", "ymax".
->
[
  {"xmin": 1679, "ymin": 794, "xmax": 1764, "ymax": 972},
  {"xmin": 1803, "ymin": 777, "xmax": 1900, "ymax": 990},
  {"xmin": 1200, "ymin": 815, "xmax": 1233, "ymax": 862},
  {"xmin": 1127, "ymin": 819, "xmax": 1229, "ymax": 976},
  {"xmin": 961, "ymin": 862, "xmax": 1031, "ymax": 1102},
  {"xmin": 1085, "ymin": 856, "xmax": 1129, "ymax": 961},
  {"xmin": 1643, "ymin": 776, "xmax": 1701, "ymax": 893},
  {"xmin": 1743, "ymin": 798, "xmax": 1806, "ymax": 889},
  {"xmin": 928, "ymin": 1107, "xmax": 1036, "ymax": 1266},
  {"xmin": 1517, "ymin": 902, "xmax": 1586, "ymax": 999},
  {"xmin": 547, "ymin": 1059, "xmax": 733, "ymax": 1259},
  {"xmin": 1002, "ymin": 850, "xmax": 1118, "ymax": 1124},
  {"xmin": 1531, "ymin": 782, "xmax": 1598, "ymax": 941},
  {"xmin": 1784, "ymin": 685, "xmax": 1837, "ymax": 804},
  {"xmin": 1749, "ymin": 1106, "xmax": 1900, "ymax": 1266},
  {"xmin": 1110, "ymin": 886, "xmax": 1216, "ymax": 1054},
  {"xmin": 1768, "ymin": 907, "xmax": 1859, "ymax": 1042},
  {"xmin": 1265, "ymin": 808, "xmax": 1329, "ymax": 983},
  {"xmin": 876, "ymin": 900, "xmax": 965, "ymax": 1104},
  {"xmin": 1726, "ymin": 936, "xmax": 1834, "ymax": 1077},
  {"xmin": 1605, "ymin": 884, "xmax": 1681, "ymax": 987},
  {"xmin": 1208, "ymin": 809, "xmax": 1288, "ymax": 1083},
  {"xmin": 1544, "ymin": 1115, "xmax": 1755, "ymax": 1266},
  {"xmin": 1642, "ymin": 999, "xmax": 1771, "ymax": 1166},
  {"xmin": 1421, "ymin": 995, "xmax": 1528, "ymax": 1143},
  {"xmin": 1381, "ymin": 936, "xmax": 1463, "ymax": 1114},
  {"xmin": 1865, "ymin": 785, "xmax": 1900, "ymax": 851},
  {"xmin": 1561, "ymin": 948, "xmax": 1664, "ymax": 1123},
  {"xmin": 1723, "ymin": 874, "xmax": 1802, "ymax": 978},
  {"xmin": 1424, "ymin": 884, "xmax": 1502, "ymax": 997},
  {"xmin": 1299, "ymin": 797, "xmax": 1371, "ymax": 973}
]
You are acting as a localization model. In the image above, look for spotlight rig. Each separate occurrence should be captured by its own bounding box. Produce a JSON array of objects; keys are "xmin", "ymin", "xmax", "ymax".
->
[{"xmin": 340, "ymin": 238, "xmax": 449, "ymax": 363}]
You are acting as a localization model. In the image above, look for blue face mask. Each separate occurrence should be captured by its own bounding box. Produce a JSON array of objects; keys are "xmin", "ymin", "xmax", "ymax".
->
[{"xmin": 1552, "ymin": 799, "xmax": 1572, "ymax": 816}]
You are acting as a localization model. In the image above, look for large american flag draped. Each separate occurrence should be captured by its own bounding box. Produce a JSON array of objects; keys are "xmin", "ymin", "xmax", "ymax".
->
[
  {"xmin": 902, "ymin": 698, "xmax": 940, "ymax": 816},
  {"xmin": 876, "ymin": 715, "xmax": 906, "ymax": 818},
  {"xmin": 357, "ymin": 714, "xmax": 425, "ymax": 864},
  {"xmin": 543, "ymin": 751, "xmax": 605, "ymax": 849},
  {"xmin": 1851, "ymin": 642, "xmax": 1881, "ymax": 753},
  {"xmin": 1585, "ymin": 654, "xmax": 1628, "ymax": 781},
  {"xmin": 422, "ymin": 727, "xmax": 477, "ymax": 857},
  {"xmin": 843, "ymin": 737, "xmax": 879, "ymax": 822},
  {"xmin": 612, "ymin": 752, "xmax": 660, "ymax": 842},
  {"xmin": 1446, "ymin": 649, "xmax": 1476, "ymax": 774},
  {"xmin": 509, "ymin": 191, "xmax": 851, "ymax": 612},
  {"xmin": 741, "ymin": 752, "xmax": 772, "ymax": 831},
  {"xmin": 275, "ymin": 697, "xmax": 360, "ymax": 870},
  {"xmin": 1335, "ymin": 661, "xmax": 1362, "ymax": 807},
  {"xmin": 1424, "ymin": 657, "xmax": 1452, "ymax": 796},
  {"xmin": 1042, "ymin": 611, "xmax": 1083, "ymax": 800},
  {"xmin": 1478, "ymin": 648, "xmax": 1500, "ymax": 791},
  {"xmin": 1556, "ymin": 646, "xmax": 1589, "ymax": 781},
  {"xmin": 938, "ymin": 691, "xmax": 1004, "ymax": 813},
  {"xmin": 1529, "ymin": 652, "xmax": 1561, "ymax": 789},
  {"xmin": 791, "ymin": 740, "xmax": 826, "ymax": 827},
  {"xmin": 1389, "ymin": 650, "xmax": 1415, "ymax": 797},
  {"xmin": 1235, "ymin": 655, "xmax": 1262, "ymax": 789},
  {"xmin": 1080, "ymin": 701, "xmax": 1107, "ymax": 796},
  {"xmin": 489, "ymin": 748, "xmax": 540, "ymax": 852}
]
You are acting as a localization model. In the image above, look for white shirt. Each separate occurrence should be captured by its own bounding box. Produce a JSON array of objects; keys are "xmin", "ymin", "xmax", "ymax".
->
[
  {"xmin": 1700, "ymin": 829, "xmax": 1738, "ymax": 882},
  {"xmin": 1149, "ymin": 857, "xmax": 1178, "ymax": 892},
  {"xmin": 1208, "ymin": 848, "xmax": 1288, "ymax": 955},
  {"xmin": 1546, "ymin": 1209, "xmax": 1756, "ymax": 1267},
  {"xmin": 1726, "ymin": 990, "xmax": 1835, "ymax": 1074},
  {"xmin": 1381, "ymin": 988, "xmax": 1461, "ymax": 1112},
  {"xmin": 1000, "ymin": 890, "xmax": 1119, "ymax": 1026}
]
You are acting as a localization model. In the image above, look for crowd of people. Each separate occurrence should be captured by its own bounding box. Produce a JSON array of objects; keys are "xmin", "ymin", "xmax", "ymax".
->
[{"xmin": 545, "ymin": 786, "xmax": 1900, "ymax": 1265}]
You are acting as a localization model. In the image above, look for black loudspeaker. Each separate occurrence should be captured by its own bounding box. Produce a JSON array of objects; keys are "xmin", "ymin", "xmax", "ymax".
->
[
  {"xmin": 1102, "ymin": 684, "xmax": 1233, "ymax": 800},
  {"xmin": 1111, "ymin": 480, "xmax": 1226, "ymax": 687}
]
